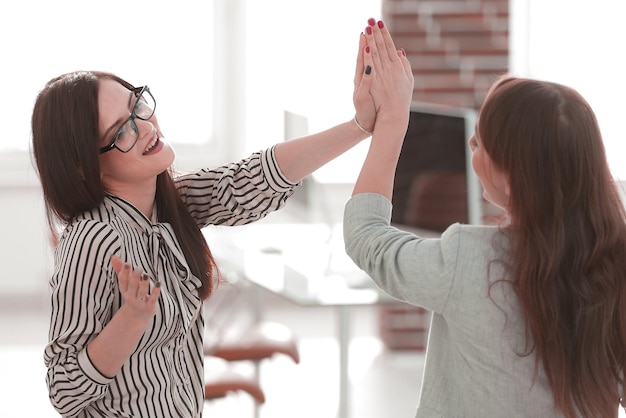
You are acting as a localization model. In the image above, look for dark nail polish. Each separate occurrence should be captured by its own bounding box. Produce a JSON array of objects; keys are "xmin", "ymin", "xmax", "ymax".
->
[
  {"xmin": 155, "ymin": 282, "xmax": 161, "ymax": 288},
  {"xmin": 141, "ymin": 273, "xmax": 149, "ymax": 281},
  {"xmin": 365, "ymin": 65, "xmax": 372, "ymax": 75}
]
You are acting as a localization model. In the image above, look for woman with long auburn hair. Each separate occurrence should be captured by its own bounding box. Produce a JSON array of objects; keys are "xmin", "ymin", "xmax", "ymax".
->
[
  {"xmin": 344, "ymin": 74, "xmax": 626, "ymax": 417},
  {"xmin": 32, "ymin": 19, "xmax": 413, "ymax": 417}
]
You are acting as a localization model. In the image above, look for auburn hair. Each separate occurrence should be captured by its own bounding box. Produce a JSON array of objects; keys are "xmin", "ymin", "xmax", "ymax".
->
[
  {"xmin": 31, "ymin": 71, "xmax": 217, "ymax": 300},
  {"xmin": 478, "ymin": 75, "xmax": 626, "ymax": 417}
]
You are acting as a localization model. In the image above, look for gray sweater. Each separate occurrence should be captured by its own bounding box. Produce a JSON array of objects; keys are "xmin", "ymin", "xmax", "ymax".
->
[{"xmin": 343, "ymin": 193, "xmax": 568, "ymax": 417}]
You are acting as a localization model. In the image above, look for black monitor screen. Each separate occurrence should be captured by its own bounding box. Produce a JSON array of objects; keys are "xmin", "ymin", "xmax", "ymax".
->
[{"xmin": 391, "ymin": 107, "xmax": 470, "ymax": 233}]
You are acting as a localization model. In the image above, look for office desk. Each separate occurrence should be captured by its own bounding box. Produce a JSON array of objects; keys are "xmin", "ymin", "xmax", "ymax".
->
[{"xmin": 204, "ymin": 223, "xmax": 401, "ymax": 418}]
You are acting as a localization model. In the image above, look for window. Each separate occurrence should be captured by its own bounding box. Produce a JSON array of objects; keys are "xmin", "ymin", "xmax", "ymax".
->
[
  {"xmin": 511, "ymin": 0, "xmax": 626, "ymax": 180},
  {"xmin": 0, "ymin": 0, "xmax": 214, "ymax": 152},
  {"xmin": 244, "ymin": 0, "xmax": 382, "ymax": 182}
]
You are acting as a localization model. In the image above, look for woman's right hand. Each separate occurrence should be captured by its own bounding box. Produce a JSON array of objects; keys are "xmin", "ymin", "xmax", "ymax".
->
[{"xmin": 111, "ymin": 255, "xmax": 161, "ymax": 320}]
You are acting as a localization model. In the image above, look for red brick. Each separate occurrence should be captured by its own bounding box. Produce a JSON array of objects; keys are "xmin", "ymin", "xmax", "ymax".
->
[{"xmin": 385, "ymin": 0, "xmax": 509, "ymax": 110}]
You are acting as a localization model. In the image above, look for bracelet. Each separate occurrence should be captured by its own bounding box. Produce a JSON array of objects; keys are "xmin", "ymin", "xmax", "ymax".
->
[{"xmin": 353, "ymin": 116, "xmax": 373, "ymax": 136}]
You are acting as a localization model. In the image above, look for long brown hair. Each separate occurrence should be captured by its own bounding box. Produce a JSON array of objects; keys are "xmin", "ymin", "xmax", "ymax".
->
[
  {"xmin": 31, "ymin": 71, "xmax": 217, "ymax": 300},
  {"xmin": 478, "ymin": 75, "xmax": 626, "ymax": 417}
]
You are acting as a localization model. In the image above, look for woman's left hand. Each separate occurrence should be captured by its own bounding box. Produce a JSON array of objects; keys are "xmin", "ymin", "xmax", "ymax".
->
[
  {"xmin": 362, "ymin": 19, "xmax": 414, "ymax": 123},
  {"xmin": 353, "ymin": 31, "xmax": 376, "ymax": 133}
]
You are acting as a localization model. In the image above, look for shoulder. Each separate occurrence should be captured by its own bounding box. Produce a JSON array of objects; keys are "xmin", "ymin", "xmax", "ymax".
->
[
  {"xmin": 438, "ymin": 224, "xmax": 509, "ymax": 283},
  {"xmin": 58, "ymin": 218, "xmax": 121, "ymax": 261},
  {"xmin": 442, "ymin": 223, "xmax": 505, "ymax": 242},
  {"xmin": 441, "ymin": 223, "xmax": 508, "ymax": 253},
  {"xmin": 59, "ymin": 198, "xmax": 124, "ymax": 252}
]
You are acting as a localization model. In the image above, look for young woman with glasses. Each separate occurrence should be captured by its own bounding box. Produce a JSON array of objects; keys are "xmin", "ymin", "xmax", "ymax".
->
[{"xmin": 31, "ymin": 19, "xmax": 413, "ymax": 417}]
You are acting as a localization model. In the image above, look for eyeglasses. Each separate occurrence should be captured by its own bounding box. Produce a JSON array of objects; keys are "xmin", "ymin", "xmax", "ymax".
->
[{"xmin": 99, "ymin": 86, "xmax": 156, "ymax": 154}]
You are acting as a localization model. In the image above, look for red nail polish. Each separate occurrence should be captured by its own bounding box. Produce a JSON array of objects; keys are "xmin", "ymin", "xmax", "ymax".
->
[
  {"xmin": 378, "ymin": 20, "xmax": 384, "ymax": 28},
  {"xmin": 366, "ymin": 46, "xmax": 370, "ymax": 53},
  {"xmin": 366, "ymin": 26, "xmax": 372, "ymax": 35},
  {"xmin": 368, "ymin": 18, "xmax": 376, "ymax": 26}
]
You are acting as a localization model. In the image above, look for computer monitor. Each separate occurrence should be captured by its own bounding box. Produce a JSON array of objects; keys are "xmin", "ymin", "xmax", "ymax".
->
[{"xmin": 391, "ymin": 102, "xmax": 481, "ymax": 234}]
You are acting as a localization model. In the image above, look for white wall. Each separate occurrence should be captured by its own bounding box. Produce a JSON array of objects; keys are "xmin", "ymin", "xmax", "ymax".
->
[
  {"xmin": 244, "ymin": 0, "xmax": 382, "ymax": 183},
  {"xmin": 510, "ymin": 0, "xmax": 626, "ymax": 180},
  {"xmin": 0, "ymin": 153, "xmax": 52, "ymax": 295}
]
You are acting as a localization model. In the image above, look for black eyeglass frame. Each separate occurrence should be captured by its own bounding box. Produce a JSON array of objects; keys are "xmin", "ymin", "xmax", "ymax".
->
[{"xmin": 99, "ymin": 85, "xmax": 156, "ymax": 154}]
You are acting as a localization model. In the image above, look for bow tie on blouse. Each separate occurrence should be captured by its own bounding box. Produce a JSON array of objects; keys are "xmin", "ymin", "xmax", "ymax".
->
[{"xmin": 105, "ymin": 195, "xmax": 203, "ymax": 331}]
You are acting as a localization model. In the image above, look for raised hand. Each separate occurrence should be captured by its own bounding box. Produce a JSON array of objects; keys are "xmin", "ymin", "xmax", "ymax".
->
[
  {"xmin": 353, "ymin": 31, "xmax": 376, "ymax": 134},
  {"xmin": 111, "ymin": 255, "xmax": 161, "ymax": 320},
  {"xmin": 362, "ymin": 18, "xmax": 414, "ymax": 125},
  {"xmin": 350, "ymin": 19, "xmax": 414, "ymax": 199}
]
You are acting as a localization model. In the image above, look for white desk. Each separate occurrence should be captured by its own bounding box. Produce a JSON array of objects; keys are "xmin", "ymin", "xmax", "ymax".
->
[{"xmin": 204, "ymin": 223, "xmax": 400, "ymax": 418}]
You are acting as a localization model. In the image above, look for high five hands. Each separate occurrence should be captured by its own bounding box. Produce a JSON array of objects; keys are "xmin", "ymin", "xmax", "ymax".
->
[{"xmin": 353, "ymin": 18, "xmax": 414, "ymax": 134}]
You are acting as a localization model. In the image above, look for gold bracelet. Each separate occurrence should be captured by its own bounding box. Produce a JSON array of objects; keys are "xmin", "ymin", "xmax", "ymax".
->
[{"xmin": 353, "ymin": 116, "xmax": 373, "ymax": 136}]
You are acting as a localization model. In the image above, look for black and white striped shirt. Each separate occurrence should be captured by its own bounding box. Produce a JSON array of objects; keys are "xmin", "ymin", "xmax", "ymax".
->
[{"xmin": 44, "ymin": 147, "xmax": 297, "ymax": 417}]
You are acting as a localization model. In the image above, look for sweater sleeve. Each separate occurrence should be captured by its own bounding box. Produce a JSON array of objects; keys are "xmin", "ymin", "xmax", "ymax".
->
[
  {"xmin": 343, "ymin": 193, "xmax": 461, "ymax": 313},
  {"xmin": 44, "ymin": 220, "xmax": 120, "ymax": 417},
  {"xmin": 175, "ymin": 146, "xmax": 299, "ymax": 227}
]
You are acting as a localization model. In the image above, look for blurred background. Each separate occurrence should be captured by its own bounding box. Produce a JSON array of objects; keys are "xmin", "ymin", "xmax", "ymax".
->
[{"xmin": 1, "ymin": 0, "xmax": 625, "ymax": 417}]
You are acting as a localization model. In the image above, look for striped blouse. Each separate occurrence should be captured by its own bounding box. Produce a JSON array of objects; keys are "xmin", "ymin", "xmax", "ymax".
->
[{"xmin": 44, "ymin": 146, "xmax": 298, "ymax": 417}]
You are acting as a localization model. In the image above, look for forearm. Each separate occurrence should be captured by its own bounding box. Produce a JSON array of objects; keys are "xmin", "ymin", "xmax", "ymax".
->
[
  {"xmin": 273, "ymin": 119, "xmax": 369, "ymax": 183},
  {"xmin": 87, "ymin": 304, "xmax": 151, "ymax": 378},
  {"xmin": 352, "ymin": 113, "xmax": 408, "ymax": 200}
]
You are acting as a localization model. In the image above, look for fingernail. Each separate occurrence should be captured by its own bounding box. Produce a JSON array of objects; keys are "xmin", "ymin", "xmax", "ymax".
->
[
  {"xmin": 368, "ymin": 18, "xmax": 376, "ymax": 26},
  {"xmin": 141, "ymin": 273, "xmax": 149, "ymax": 281},
  {"xmin": 366, "ymin": 26, "xmax": 372, "ymax": 35},
  {"xmin": 401, "ymin": 48, "xmax": 406, "ymax": 56},
  {"xmin": 155, "ymin": 281, "xmax": 161, "ymax": 288},
  {"xmin": 365, "ymin": 46, "xmax": 370, "ymax": 54},
  {"xmin": 123, "ymin": 263, "xmax": 130, "ymax": 270},
  {"xmin": 378, "ymin": 20, "xmax": 384, "ymax": 28},
  {"xmin": 365, "ymin": 65, "xmax": 372, "ymax": 75}
]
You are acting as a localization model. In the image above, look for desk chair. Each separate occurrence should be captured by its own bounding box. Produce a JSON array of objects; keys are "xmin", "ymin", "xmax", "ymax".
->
[
  {"xmin": 204, "ymin": 356, "xmax": 266, "ymax": 404},
  {"xmin": 210, "ymin": 321, "xmax": 300, "ymax": 364},
  {"xmin": 204, "ymin": 283, "xmax": 300, "ymax": 418}
]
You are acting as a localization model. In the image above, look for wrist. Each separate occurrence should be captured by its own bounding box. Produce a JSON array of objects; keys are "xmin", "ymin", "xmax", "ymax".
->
[
  {"xmin": 353, "ymin": 116, "xmax": 373, "ymax": 136},
  {"xmin": 375, "ymin": 110, "xmax": 410, "ymax": 128}
]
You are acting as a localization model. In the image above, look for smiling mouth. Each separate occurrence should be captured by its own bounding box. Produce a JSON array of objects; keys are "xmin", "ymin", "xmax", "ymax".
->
[{"xmin": 143, "ymin": 136, "xmax": 160, "ymax": 155}]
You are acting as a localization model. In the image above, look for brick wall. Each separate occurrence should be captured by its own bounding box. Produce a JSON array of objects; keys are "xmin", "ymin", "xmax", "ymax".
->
[
  {"xmin": 377, "ymin": 2, "xmax": 509, "ymax": 348},
  {"xmin": 383, "ymin": 0, "xmax": 509, "ymax": 110}
]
